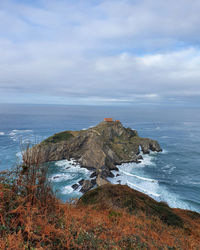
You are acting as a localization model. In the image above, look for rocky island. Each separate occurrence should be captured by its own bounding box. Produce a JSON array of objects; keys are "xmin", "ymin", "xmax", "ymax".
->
[{"xmin": 32, "ymin": 119, "xmax": 162, "ymax": 192}]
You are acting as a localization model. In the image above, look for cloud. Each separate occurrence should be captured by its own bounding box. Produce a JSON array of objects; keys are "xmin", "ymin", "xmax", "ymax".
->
[{"xmin": 0, "ymin": 0, "xmax": 200, "ymax": 105}]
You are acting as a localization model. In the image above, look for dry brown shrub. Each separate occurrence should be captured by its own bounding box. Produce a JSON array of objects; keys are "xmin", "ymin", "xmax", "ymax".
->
[{"xmin": 0, "ymin": 144, "xmax": 200, "ymax": 249}]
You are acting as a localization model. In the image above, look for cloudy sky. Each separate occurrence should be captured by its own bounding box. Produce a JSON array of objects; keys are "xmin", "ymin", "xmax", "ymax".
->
[{"xmin": 0, "ymin": 0, "xmax": 200, "ymax": 105}]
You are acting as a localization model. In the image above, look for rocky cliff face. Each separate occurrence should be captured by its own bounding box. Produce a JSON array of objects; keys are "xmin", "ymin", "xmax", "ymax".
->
[{"xmin": 33, "ymin": 120, "xmax": 162, "ymax": 191}]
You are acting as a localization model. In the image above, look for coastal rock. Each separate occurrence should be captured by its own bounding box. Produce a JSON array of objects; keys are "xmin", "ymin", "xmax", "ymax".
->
[
  {"xmin": 90, "ymin": 172, "xmax": 97, "ymax": 178},
  {"xmin": 78, "ymin": 179, "xmax": 84, "ymax": 186},
  {"xmin": 97, "ymin": 165, "xmax": 115, "ymax": 179},
  {"xmin": 72, "ymin": 184, "xmax": 79, "ymax": 190},
  {"xmin": 137, "ymin": 155, "xmax": 143, "ymax": 160},
  {"xmin": 80, "ymin": 180, "xmax": 95, "ymax": 193},
  {"xmin": 35, "ymin": 121, "xmax": 162, "ymax": 169},
  {"xmin": 31, "ymin": 120, "xmax": 162, "ymax": 192},
  {"xmin": 96, "ymin": 175, "xmax": 110, "ymax": 186}
]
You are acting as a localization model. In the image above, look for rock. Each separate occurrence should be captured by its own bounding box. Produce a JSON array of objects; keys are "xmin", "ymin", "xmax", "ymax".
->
[
  {"xmin": 140, "ymin": 139, "xmax": 162, "ymax": 154},
  {"xmin": 72, "ymin": 184, "xmax": 79, "ymax": 190},
  {"xmin": 53, "ymin": 176, "xmax": 60, "ymax": 179},
  {"xmin": 33, "ymin": 120, "xmax": 162, "ymax": 177},
  {"xmin": 91, "ymin": 178, "xmax": 96, "ymax": 186},
  {"xmin": 98, "ymin": 165, "xmax": 114, "ymax": 179},
  {"xmin": 150, "ymin": 141, "xmax": 162, "ymax": 152},
  {"xmin": 140, "ymin": 143, "xmax": 150, "ymax": 154},
  {"xmin": 137, "ymin": 155, "xmax": 143, "ymax": 160},
  {"xmin": 96, "ymin": 175, "xmax": 110, "ymax": 187},
  {"xmin": 78, "ymin": 179, "xmax": 84, "ymax": 186},
  {"xmin": 90, "ymin": 172, "xmax": 97, "ymax": 178},
  {"xmin": 80, "ymin": 180, "xmax": 95, "ymax": 193},
  {"xmin": 116, "ymin": 174, "xmax": 120, "ymax": 177}
]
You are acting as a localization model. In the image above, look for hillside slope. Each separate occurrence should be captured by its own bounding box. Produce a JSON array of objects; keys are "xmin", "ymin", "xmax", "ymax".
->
[{"xmin": 1, "ymin": 179, "xmax": 200, "ymax": 249}]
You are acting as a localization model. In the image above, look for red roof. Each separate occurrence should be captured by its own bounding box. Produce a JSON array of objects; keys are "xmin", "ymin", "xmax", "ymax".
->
[{"xmin": 104, "ymin": 118, "xmax": 113, "ymax": 122}]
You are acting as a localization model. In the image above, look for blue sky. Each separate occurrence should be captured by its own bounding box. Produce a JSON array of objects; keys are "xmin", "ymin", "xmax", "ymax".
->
[{"xmin": 0, "ymin": 0, "xmax": 200, "ymax": 105}]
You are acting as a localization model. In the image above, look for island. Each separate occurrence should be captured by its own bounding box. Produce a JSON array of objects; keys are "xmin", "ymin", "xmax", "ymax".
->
[{"xmin": 31, "ymin": 119, "xmax": 162, "ymax": 192}]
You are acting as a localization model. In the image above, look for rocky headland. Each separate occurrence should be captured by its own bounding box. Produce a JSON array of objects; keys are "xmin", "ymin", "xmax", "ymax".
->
[{"xmin": 32, "ymin": 120, "xmax": 162, "ymax": 192}]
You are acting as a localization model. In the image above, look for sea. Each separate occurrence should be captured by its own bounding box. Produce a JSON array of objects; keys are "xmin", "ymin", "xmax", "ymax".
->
[{"xmin": 0, "ymin": 103, "xmax": 200, "ymax": 213}]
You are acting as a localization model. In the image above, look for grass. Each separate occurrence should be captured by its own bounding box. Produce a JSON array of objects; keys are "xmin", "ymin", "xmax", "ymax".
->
[
  {"xmin": 79, "ymin": 184, "xmax": 184, "ymax": 227},
  {"xmin": 42, "ymin": 131, "xmax": 74, "ymax": 144}
]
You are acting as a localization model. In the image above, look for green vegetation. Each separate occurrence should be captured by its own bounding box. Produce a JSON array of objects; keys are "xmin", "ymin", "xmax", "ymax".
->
[{"xmin": 42, "ymin": 131, "xmax": 74, "ymax": 144}]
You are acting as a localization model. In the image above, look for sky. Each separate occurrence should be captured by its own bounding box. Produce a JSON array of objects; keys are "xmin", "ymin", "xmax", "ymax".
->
[{"xmin": 0, "ymin": 0, "xmax": 200, "ymax": 106}]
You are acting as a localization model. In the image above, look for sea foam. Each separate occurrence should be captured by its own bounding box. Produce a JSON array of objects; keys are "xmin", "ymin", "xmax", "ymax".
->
[
  {"xmin": 9, "ymin": 129, "xmax": 33, "ymax": 142},
  {"xmin": 108, "ymin": 151, "xmax": 192, "ymax": 211},
  {"xmin": 120, "ymin": 170, "xmax": 158, "ymax": 183},
  {"xmin": 49, "ymin": 159, "xmax": 91, "ymax": 198},
  {"xmin": 55, "ymin": 159, "xmax": 90, "ymax": 174}
]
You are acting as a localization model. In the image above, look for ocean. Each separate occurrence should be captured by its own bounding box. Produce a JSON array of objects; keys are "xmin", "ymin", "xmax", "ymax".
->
[{"xmin": 0, "ymin": 104, "xmax": 200, "ymax": 212}]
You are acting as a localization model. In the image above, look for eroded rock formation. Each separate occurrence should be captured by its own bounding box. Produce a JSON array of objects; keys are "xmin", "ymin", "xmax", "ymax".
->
[{"xmin": 33, "ymin": 120, "xmax": 162, "ymax": 192}]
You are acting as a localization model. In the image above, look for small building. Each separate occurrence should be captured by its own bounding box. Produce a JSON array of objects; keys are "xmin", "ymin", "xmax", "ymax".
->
[{"xmin": 104, "ymin": 118, "xmax": 113, "ymax": 122}]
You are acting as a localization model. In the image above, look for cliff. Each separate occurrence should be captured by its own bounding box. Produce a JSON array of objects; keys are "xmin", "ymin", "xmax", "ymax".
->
[
  {"xmin": 36, "ymin": 120, "xmax": 161, "ymax": 167},
  {"xmin": 33, "ymin": 120, "xmax": 162, "ymax": 192}
]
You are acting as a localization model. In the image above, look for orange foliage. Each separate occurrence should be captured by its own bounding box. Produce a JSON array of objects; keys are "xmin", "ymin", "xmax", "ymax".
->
[
  {"xmin": 0, "ymin": 182, "xmax": 200, "ymax": 249},
  {"xmin": 0, "ymin": 146, "xmax": 200, "ymax": 249}
]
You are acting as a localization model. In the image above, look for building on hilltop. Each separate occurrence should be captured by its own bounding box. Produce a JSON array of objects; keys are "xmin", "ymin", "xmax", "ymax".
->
[
  {"xmin": 104, "ymin": 118, "xmax": 113, "ymax": 122},
  {"xmin": 104, "ymin": 118, "xmax": 120, "ymax": 122}
]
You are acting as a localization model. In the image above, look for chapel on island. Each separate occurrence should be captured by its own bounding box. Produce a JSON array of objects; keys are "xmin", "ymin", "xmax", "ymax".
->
[{"xmin": 104, "ymin": 118, "xmax": 120, "ymax": 122}]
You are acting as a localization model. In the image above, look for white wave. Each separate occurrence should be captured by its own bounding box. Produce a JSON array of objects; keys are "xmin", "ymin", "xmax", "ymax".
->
[
  {"xmin": 189, "ymin": 182, "xmax": 200, "ymax": 185},
  {"xmin": 49, "ymin": 173, "xmax": 72, "ymax": 182},
  {"xmin": 161, "ymin": 136, "xmax": 170, "ymax": 139},
  {"xmin": 162, "ymin": 164, "xmax": 171, "ymax": 169},
  {"xmin": 110, "ymin": 152, "xmax": 196, "ymax": 211},
  {"xmin": 9, "ymin": 129, "xmax": 33, "ymax": 136},
  {"xmin": 110, "ymin": 169, "xmax": 191, "ymax": 210},
  {"xmin": 49, "ymin": 159, "xmax": 91, "ymax": 195},
  {"xmin": 9, "ymin": 129, "xmax": 33, "ymax": 142},
  {"xmin": 157, "ymin": 188, "xmax": 192, "ymax": 211},
  {"xmin": 16, "ymin": 151, "xmax": 22, "ymax": 159},
  {"xmin": 55, "ymin": 159, "xmax": 90, "ymax": 174},
  {"xmin": 61, "ymin": 185, "xmax": 74, "ymax": 194},
  {"xmin": 120, "ymin": 170, "xmax": 158, "ymax": 183},
  {"xmin": 61, "ymin": 184, "xmax": 83, "ymax": 194},
  {"xmin": 155, "ymin": 126, "xmax": 160, "ymax": 130},
  {"xmin": 126, "ymin": 181, "xmax": 160, "ymax": 198},
  {"xmin": 161, "ymin": 149, "xmax": 168, "ymax": 154},
  {"xmin": 55, "ymin": 159, "xmax": 76, "ymax": 167},
  {"xmin": 139, "ymin": 154, "xmax": 156, "ymax": 167},
  {"xmin": 162, "ymin": 164, "xmax": 176, "ymax": 174},
  {"xmin": 0, "ymin": 132, "xmax": 5, "ymax": 135},
  {"xmin": 109, "ymin": 162, "xmax": 161, "ymax": 200}
]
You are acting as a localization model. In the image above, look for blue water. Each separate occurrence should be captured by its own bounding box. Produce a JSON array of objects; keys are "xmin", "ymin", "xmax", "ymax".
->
[{"xmin": 0, "ymin": 104, "xmax": 200, "ymax": 212}]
